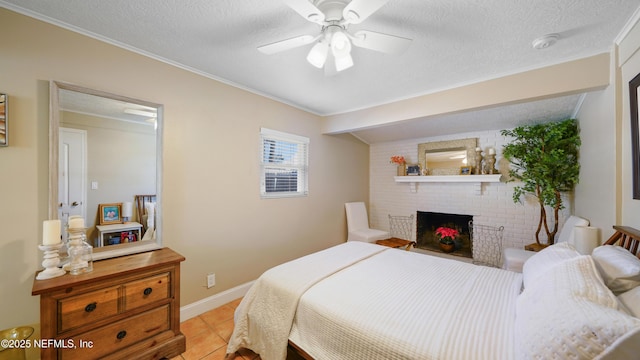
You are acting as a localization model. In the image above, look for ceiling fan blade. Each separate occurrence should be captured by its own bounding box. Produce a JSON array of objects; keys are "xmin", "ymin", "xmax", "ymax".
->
[
  {"xmin": 257, "ymin": 35, "xmax": 317, "ymax": 55},
  {"xmin": 283, "ymin": 0, "xmax": 326, "ymax": 25},
  {"xmin": 342, "ymin": 0, "xmax": 389, "ymax": 24},
  {"xmin": 351, "ymin": 30, "xmax": 412, "ymax": 54}
]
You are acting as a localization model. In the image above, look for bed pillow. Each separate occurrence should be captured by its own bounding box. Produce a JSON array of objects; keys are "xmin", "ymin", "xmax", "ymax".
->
[
  {"xmin": 618, "ymin": 287, "xmax": 640, "ymax": 318},
  {"xmin": 515, "ymin": 255, "xmax": 640, "ymax": 360},
  {"xmin": 521, "ymin": 242, "xmax": 580, "ymax": 288},
  {"xmin": 592, "ymin": 245, "xmax": 640, "ymax": 295}
]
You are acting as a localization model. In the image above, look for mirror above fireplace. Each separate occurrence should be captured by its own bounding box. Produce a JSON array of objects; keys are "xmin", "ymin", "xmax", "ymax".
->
[{"xmin": 418, "ymin": 138, "xmax": 477, "ymax": 175}]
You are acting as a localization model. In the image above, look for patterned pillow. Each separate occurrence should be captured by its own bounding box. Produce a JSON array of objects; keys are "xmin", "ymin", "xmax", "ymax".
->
[{"xmin": 515, "ymin": 256, "xmax": 640, "ymax": 360}]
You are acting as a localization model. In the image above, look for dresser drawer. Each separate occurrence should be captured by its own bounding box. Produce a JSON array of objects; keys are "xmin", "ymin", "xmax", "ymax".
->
[
  {"xmin": 59, "ymin": 286, "xmax": 120, "ymax": 333},
  {"xmin": 60, "ymin": 304, "xmax": 170, "ymax": 360},
  {"xmin": 124, "ymin": 273, "xmax": 169, "ymax": 310}
]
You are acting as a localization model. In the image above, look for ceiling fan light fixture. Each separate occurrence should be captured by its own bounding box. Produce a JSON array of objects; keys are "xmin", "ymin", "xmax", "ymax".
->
[
  {"xmin": 335, "ymin": 53, "xmax": 353, "ymax": 72},
  {"xmin": 330, "ymin": 30, "xmax": 352, "ymax": 58},
  {"xmin": 307, "ymin": 41, "xmax": 329, "ymax": 68}
]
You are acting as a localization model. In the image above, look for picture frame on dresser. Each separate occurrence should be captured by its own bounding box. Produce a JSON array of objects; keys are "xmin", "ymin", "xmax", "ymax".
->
[
  {"xmin": 460, "ymin": 166, "xmax": 472, "ymax": 175},
  {"xmin": 99, "ymin": 203, "xmax": 123, "ymax": 225},
  {"xmin": 629, "ymin": 72, "xmax": 640, "ymax": 199}
]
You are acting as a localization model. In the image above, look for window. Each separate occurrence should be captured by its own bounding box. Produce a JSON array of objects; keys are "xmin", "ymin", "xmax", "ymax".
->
[{"xmin": 260, "ymin": 128, "xmax": 309, "ymax": 198}]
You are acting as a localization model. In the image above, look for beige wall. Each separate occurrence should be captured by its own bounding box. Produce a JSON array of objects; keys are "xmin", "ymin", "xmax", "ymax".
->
[
  {"xmin": 619, "ymin": 19, "xmax": 640, "ymax": 227},
  {"xmin": 0, "ymin": 8, "xmax": 369, "ymax": 328},
  {"xmin": 573, "ymin": 16, "xmax": 640, "ymax": 239},
  {"xmin": 574, "ymin": 88, "xmax": 617, "ymax": 233}
]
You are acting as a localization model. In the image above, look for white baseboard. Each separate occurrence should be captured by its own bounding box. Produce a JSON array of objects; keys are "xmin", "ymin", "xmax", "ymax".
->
[{"xmin": 180, "ymin": 280, "xmax": 254, "ymax": 321}]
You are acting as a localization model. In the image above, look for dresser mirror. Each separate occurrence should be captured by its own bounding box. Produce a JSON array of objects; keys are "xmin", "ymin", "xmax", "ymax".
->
[
  {"xmin": 49, "ymin": 81, "xmax": 163, "ymax": 260},
  {"xmin": 418, "ymin": 138, "xmax": 477, "ymax": 175}
]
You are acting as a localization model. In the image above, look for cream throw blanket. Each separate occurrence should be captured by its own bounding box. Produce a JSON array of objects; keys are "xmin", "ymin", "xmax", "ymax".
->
[{"xmin": 226, "ymin": 242, "xmax": 387, "ymax": 360}]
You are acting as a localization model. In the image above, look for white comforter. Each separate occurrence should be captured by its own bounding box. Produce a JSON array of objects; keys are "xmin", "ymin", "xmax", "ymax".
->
[
  {"xmin": 226, "ymin": 242, "xmax": 387, "ymax": 360},
  {"xmin": 227, "ymin": 242, "xmax": 523, "ymax": 360},
  {"xmin": 290, "ymin": 247, "xmax": 523, "ymax": 359}
]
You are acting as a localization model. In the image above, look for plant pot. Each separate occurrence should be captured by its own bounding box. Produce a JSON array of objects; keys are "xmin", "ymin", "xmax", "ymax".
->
[
  {"xmin": 439, "ymin": 242, "xmax": 455, "ymax": 253},
  {"xmin": 397, "ymin": 164, "xmax": 405, "ymax": 176}
]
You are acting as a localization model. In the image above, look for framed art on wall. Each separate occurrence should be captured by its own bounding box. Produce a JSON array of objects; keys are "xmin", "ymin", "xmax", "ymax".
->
[
  {"xmin": 99, "ymin": 203, "xmax": 123, "ymax": 225},
  {"xmin": 629, "ymin": 72, "xmax": 640, "ymax": 199},
  {"xmin": 0, "ymin": 93, "xmax": 7, "ymax": 146}
]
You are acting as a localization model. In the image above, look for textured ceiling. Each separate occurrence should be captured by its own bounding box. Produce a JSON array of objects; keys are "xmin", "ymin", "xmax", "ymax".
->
[{"xmin": 2, "ymin": 0, "xmax": 639, "ymax": 142}]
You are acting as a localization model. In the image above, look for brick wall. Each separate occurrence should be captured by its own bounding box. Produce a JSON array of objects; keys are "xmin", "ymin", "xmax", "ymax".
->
[{"xmin": 369, "ymin": 129, "xmax": 572, "ymax": 250}]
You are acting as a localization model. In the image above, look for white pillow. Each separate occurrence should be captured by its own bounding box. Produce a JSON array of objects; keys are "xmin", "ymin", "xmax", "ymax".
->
[
  {"xmin": 522, "ymin": 242, "xmax": 580, "ymax": 288},
  {"xmin": 592, "ymin": 245, "xmax": 640, "ymax": 295},
  {"xmin": 618, "ymin": 287, "xmax": 640, "ymax": 318},
  {"xmin": 515, "ymin": 256, "xmax": 640, "ymax": 360}
]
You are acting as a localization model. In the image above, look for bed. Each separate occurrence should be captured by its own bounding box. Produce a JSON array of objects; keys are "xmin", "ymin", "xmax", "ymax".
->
[{"xmin": 227, "ymin": 226, "xmax": 640, "ymax": 360}]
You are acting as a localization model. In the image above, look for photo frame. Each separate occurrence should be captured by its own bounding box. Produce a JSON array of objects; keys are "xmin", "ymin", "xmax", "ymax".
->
[
  {"xmin": 406, "ymin": 164, "xmax": 421, "ymax": 176},
  {"xmin": 0, "ymin": 93, "xmax": 7, "ymax": 147},
  {"xmin": 99, "ymin": 203, "xmax": 123, "ymax": 225},
  {"xmin": 630, "ymin": 72, "xmax": 640, "ymax": 199},
  {"xmin": 460, "ymin": 166, "xmax": 472, "ymax": 175}
]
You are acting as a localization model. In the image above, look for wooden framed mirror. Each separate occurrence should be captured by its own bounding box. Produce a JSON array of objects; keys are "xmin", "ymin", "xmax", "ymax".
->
[{"xmin": 49, "ymin": 81, "xmax": 163, "ymax": 260}]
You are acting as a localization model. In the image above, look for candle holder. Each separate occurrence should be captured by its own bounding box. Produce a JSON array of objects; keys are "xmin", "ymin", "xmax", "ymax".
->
[
  {"xmin": 474, "ymin": 149, "xmax": 484, "ymax": 175},
  {"xmin": 485, "ymin": 153, "xmax": 498, "ymax": 174},
  {"xmin": 66, "ymin": 227, "xmax": 93, "ymax": 275},
  {"xmin": 36, "ymin": 243, "xmax": 66, "ymax": 280}
]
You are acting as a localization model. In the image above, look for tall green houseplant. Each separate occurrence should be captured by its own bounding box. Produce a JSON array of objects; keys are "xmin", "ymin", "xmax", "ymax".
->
[{"xmin": 501, "ymin": 118, "xmax": 581, "ymax": 245}]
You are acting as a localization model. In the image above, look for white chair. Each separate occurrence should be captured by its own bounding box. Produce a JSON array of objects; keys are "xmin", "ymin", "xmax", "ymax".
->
[
  {"xmin": 502, "ymin": 215, "xmax": 589, "ymax": 272},
  {"xmin": 345, "ymin": 202, "xmax": 390, "ymax": 242}
]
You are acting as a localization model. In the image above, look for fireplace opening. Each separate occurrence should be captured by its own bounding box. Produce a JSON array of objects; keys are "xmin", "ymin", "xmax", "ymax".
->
[{"xmin": 416, "ymin": 211, "xmax": 473, "ymax": 258}]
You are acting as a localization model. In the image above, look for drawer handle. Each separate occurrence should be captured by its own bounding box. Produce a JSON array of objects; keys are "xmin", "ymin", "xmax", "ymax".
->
[
  {"xmin": 143, "ymin": 287, "xmax": 153, "ymax": 296},
  {"xmin": 84, "ymin": 302, "xmax": 97, "ymax": 313},
  {"xmin": 116, "ymin": 330, "xmax": 127, "ymax": 340}
]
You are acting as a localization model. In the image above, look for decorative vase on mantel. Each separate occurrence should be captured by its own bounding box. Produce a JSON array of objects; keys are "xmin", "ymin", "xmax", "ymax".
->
[{"xmin": 390, "ymin": 155, "xmax": 406, "ymax": 176}]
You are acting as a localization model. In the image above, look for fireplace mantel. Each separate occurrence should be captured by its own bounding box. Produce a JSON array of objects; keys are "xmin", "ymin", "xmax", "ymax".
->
[{"xmin": 394, "ymin": 174, "xmax": 501, "ymax": 194}]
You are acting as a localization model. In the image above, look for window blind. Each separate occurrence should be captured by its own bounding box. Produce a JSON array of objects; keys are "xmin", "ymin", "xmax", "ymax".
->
[{"xmin": 260, "ymin": 128, "xmax": 309, "ymax": 198}]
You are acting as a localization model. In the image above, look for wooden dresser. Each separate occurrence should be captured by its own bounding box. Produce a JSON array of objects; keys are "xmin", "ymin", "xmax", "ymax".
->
[{"xmin": 31, "ymin": 248, "xmax": 186, "ymax": 360}]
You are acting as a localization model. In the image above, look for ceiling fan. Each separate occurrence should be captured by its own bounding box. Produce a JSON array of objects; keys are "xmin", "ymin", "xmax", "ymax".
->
[{"xmin": 258, "ymin": 0, "xmax": 412, "ymax": 73}]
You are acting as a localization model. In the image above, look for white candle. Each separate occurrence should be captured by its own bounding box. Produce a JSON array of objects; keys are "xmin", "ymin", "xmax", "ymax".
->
[
  {"xmin": 43, "ymin": 220, "xmax": 61, "ymax": 245},
  {"xmin": 488, "ymin": 147, "xmax": 496, "ymax": 155},
  {"xmin": 68, "ymin": 216, "xmax": 85, "ymax": 229}
]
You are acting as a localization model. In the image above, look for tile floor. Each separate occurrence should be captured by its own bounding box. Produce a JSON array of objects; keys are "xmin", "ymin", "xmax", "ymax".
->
[{"xmin": 171, "ymin": 297, "xmax": 261, "ymax": 360}]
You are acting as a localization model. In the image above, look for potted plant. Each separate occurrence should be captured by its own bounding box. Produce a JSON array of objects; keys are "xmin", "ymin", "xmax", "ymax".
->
[
  {"xmin": 436, "ymin": 226, "xmax": 459, "ymax": 253},
  {"xmin": 501, "ymin": 118, "xmax": 580, "ymax": 247}
]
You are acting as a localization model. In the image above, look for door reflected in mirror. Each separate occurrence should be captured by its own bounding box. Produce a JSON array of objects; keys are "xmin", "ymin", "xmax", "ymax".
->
[{"xmin": 50, "ymin": 81, "xmax": 163, "ymax": 260}]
